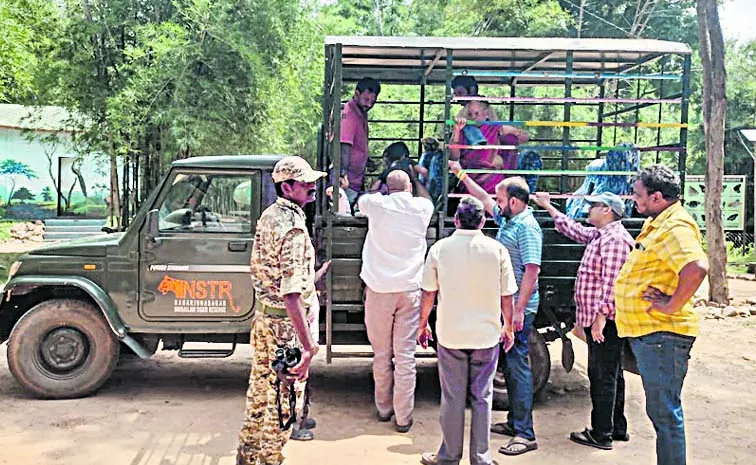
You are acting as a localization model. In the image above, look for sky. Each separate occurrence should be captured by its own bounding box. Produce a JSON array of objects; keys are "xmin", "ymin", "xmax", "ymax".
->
[{"xmin": 720, "ymin": 0, "xmax": 756, "ymax": 43}]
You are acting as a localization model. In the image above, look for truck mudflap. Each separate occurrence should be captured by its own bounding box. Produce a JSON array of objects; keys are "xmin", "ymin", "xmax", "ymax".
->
[{"xmin": 2, "ymin": 275, "xmax": 152, "ymax": 359}]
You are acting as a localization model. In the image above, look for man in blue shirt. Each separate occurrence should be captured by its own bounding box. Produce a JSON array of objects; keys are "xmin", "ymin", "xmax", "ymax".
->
[{"xmin": 449, "ymin": 161, "xmax": 542, "ymax": 457}]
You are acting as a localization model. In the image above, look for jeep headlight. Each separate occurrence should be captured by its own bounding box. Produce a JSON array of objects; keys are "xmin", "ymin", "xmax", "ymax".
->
[{"xmin": 7, "ymin": 261, "xmax": 21, "ymax": 280}]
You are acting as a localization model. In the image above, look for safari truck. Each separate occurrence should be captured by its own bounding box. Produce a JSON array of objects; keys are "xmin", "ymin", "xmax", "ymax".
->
[{"xmin": 0, "ymin": 37, "xmax": 692, "ymax": 405}]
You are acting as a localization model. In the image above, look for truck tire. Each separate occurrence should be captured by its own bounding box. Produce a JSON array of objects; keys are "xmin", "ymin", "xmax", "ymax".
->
[
  {"xmin": 7, "ymin": 299, "xmax": 120, "ymax": 399},
  {"xmin": 492, "ymin": 330, "xmax": 551, "ymax": 411}
]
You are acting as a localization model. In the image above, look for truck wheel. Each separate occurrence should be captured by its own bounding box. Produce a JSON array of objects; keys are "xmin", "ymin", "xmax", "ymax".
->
[
  {"xmin": 492, "ymin": 330, "xmax": 551, "ymax": 411},
  {"xmin": 7, "ymin": 299, "xmax": 120, "ymax": 399}
]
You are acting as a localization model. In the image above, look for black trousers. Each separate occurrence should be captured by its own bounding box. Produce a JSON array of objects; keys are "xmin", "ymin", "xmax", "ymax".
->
[{"xmin": 584, "ymin": 318, "xmax": 627, "ymax": 440}]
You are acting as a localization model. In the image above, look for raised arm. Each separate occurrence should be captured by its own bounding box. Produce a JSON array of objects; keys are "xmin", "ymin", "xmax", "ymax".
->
[
  {"xmin": 532, "ymin": 192, "xmax": 598, "ymax": 245},
  {"xmin": 448, "ymin": 160, "xmax": 496, "ymax": 216},
  {"xmin": 448, "ymin": 117, "xmax": 466, "ymax": 161}
]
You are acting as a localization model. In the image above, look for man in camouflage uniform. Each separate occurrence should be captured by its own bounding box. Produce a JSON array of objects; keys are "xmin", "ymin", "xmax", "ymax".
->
[{"xmin": 237, "ymin": 156, "xmax": 326, "ymax": 465}]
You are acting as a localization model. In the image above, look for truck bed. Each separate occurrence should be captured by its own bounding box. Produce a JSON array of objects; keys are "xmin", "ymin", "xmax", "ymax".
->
[{"xmin": 315, "ymin": 212, "xmax": 644, "ymax": 346}]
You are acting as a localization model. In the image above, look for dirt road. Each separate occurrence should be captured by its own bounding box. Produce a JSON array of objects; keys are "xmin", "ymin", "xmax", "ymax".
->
[{"xmin": 1, "ymin": 302, "xmax": 755, "ymax": 465}]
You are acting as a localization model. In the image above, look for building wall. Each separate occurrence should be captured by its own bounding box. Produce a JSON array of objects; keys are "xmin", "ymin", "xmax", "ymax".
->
[{"xmin": 0, "ymin": 128, "xmax": 112, "ymax": 218}]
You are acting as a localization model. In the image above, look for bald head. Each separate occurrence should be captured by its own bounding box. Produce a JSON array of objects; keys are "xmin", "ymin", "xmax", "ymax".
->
[
  {"xmin": 496, "ymin": 176, "xmax": 530, "ymax": 203},
  {"xmin": 386, "ymin": 170, "xmax": 412, "ymax": 193}
]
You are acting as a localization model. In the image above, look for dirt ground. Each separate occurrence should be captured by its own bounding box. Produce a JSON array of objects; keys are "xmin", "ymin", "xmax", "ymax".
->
[{"xmin": 0, "ymin": 280, "xmax": 755, "ymax": 465}]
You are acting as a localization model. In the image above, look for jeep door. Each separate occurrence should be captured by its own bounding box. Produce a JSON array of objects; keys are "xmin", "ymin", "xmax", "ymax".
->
[{"xmin": 139, "ymin": 169, "xmax": 260, "ymax": 322}]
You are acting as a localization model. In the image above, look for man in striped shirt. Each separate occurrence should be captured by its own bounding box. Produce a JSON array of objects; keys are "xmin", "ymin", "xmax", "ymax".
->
[
  {"xmin": 534, "ymin": 191, "xmax": 633, "ymax": 450},
  {"xmin": 450, "ymin": 161, "xmax": 542, "ymax": 457}
]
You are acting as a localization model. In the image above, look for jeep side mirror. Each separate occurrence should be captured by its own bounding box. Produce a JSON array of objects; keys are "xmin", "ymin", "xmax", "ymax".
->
[{"xmin": 145, "ymin": 209, "xmax": 160, "ymax": 246}]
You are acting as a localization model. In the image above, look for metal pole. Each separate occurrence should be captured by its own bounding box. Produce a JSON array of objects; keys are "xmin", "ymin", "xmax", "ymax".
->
[
  {"xmin": 752, "ymin": 147, "xmax": 756, "ymax": 250},
  {"xmin": 561, "ymin": 51, "xmax": 574, "ymax": 194}
]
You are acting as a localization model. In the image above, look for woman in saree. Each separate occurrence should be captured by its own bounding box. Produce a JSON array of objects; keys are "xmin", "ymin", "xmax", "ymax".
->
[{"xmin": 449, "ymin": 100, "xmax": 529, "ymax": 193}]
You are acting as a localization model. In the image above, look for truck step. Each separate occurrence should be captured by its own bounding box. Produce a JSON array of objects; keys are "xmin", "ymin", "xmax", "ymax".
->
[{"xmin": 178, "ymin": 341, "xmax": 237, "ymax": 358}]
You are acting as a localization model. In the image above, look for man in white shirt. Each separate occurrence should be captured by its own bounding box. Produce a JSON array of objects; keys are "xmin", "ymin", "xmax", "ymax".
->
[
  {"xmin": 418, "ymin": 196, "xmax": 518, "ymax": 465},
  {"xmin": 358, "ymin": 170, "xmax": 434, "ymax": 433}
]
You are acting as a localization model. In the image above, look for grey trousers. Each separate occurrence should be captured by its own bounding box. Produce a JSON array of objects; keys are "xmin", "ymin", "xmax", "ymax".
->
[
  {"xmin": 364, "ymin": 287, "xmax": 421, "ymax": 426},
  {"xmin": 436, "ymin": 344, "xmax": 499, "ymax": 465}
]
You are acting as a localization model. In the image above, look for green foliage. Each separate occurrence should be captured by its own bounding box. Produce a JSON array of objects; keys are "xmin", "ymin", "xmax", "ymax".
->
[
  {"xmin": 0, "ymin": 159, "xmax": 36, "ymax": 179},
  {"xmin": 10, "ymin": 187, "xmax": 34, "ymax": 202},
  {"xmin": 0, "ymin": 222, "xmax": 17, "ymax": 242},
  {"xmin": 41, "ymin": 187, "xmax": 53, "ymax": 202},
  {"xmin": 0, "ymin": 0, "xmax": 59, "ymax": 103}
]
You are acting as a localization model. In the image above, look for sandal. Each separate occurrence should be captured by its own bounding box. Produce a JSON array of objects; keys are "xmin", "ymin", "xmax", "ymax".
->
[
  {"xmin": 490, "ymin": 422, "xmax": 515, "ymax": 436},
  {"xmin": 499, "ymin": 436, "xmax": 538, "ymax": 456},
  {"xmin": 569, "ymin": 429, "xmax": 612, "ymax": 450},
  {"xmin": 302, "ymin": 417, "xmax": 317, "ymax": 429}
]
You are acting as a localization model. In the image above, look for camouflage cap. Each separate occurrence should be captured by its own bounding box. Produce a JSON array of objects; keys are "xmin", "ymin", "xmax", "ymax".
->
[{"xmin": 272, "ymin": 156, "xmax": 327, "ymax": 183}]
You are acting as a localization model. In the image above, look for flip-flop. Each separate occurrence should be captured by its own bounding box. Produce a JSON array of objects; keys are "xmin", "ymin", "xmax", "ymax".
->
[
  {"xmin": 499, "ymin": 436, "xmax": 538, "ymax": 456},
  {"xmin": 569, "ymin": 429, "xmax": 612, "ymax": 450},
  {"xmin": 490, "ymin": 422, "xmax": 515, "ymax": 436}
]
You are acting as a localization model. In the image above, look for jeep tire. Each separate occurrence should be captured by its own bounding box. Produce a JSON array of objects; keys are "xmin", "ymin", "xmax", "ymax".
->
[
  {"xmin": 492, "ymin": 330, "xmax": 551, "ymax": 411},
  {"xmin": 7, "ymin": 299, "xmax": 120, "ymax": 399}
]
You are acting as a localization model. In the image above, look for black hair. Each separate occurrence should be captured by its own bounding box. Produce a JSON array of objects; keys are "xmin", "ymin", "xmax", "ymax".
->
[
  {"xmin": 456, "ymin": 197, "xmax": 485, "ymax": 229},
  {"xmin": 451, "ymin": 75, "xmax": 478, "ymax": 94},
  {"xmin": 638, "ymin": 165, "xmax": 681, "ymax": 201},
  {"xmin": 505, "ymin": 183, "xmax": 530, "ymax": 204},
  {"xmin": 356, "ymin": 77, "xmax": 381, "ymax": 96},
  {"xmin": 382, "ymin": 141, "xmax": 410, "ymax": 164}
]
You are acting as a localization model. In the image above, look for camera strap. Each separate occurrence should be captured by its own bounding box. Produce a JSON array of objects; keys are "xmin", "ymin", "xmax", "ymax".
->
[
  {"xmin": 274, "ymin": 377, "xmax": 312, "ymax": 432},
  {"xmin": 274, "ymin": 376, "xmax": 298, "ymax": 431}
]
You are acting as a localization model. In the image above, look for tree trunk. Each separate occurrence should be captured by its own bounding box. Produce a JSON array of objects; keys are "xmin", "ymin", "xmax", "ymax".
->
[
  {"xmin": 71, "ymin": 158, "xmax": 88, "ymax": 198},
  {"xmin": 697, "ymin": 0, "xmax": 729, "ymax": 304}
]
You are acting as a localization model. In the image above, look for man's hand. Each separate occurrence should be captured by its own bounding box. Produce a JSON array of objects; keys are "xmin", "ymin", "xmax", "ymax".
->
[
  {"xmin": 532, "ymin": 192, "xmax": 551, "ymax": 209},
  {"xmin": 314, "ymin": 260, "xmax": 332, "ymax": 284},
  {"xmin": 513, "ymin": 306, "xmax": 525, "ymax": 332},
  {"xmin": 287, "ymin": 348, "xmax": 313, "ymax": 382},
  {"xmin": 642, "ymin": 285, "xmax": 676, "ymax": 314},
  {"xmin": 448, "ymin": 160, "xmax": 462, "ymax": 175},
  {"xmin": 417, "ymin": 324, "xmax": 433, "ymax": 349},
  {"xmin": 591, "ymin": 313, "xmax": 606, "ymax": 343},
  {"xmin": 500, "ymin": 325, "xmax": 515, "ymax": 352}
]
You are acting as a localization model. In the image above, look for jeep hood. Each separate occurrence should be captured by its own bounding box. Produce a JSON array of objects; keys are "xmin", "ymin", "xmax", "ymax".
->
[{"xmin": 27, "ymin": 233, "xmax": 125, "ymax": 257}]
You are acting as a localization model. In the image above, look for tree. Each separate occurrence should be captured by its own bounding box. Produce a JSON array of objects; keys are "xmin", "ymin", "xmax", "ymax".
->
[
  {"xmin": 0, "ymin": 159, "xmax": 37, "ymax": 205},
  {"xmin": 696, "ymin": 0, "xmax": 728, "ymax": 304},
  {"xmin": 11, "ymin": 187, "xmax": 35, "ymax": 203},
  {"xmin": 41, "ymin": 186, "xmax": 53, "ymax": 202}
]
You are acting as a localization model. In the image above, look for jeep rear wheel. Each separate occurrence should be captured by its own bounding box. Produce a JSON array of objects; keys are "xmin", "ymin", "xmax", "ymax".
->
[
  {"xmin": 492, "ymin": 330, "xmax": 550, "ymax": 411},
  {"xmin": 7, "ymin": 299, "xmax": 120, "ymax": 399}
]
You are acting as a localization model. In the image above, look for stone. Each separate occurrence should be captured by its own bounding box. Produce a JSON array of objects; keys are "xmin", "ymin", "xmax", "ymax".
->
[
  {"xmin": 723, "ymin": 306, "xmax": 739, "ymax": 318},
  {"xmin": 746, "ymin": 298, "xmax": 756, "ymax": 306},
  {"xmin": 738, "ymin": 308, "xmax": 751, "ymax": 317},
  {"xmin": 750, "ymin": 307, "xmax": 756, "ymax": 316},
  {"xmin": 694, "ymin": 298, "xmax": 708, "ymax": 307}
]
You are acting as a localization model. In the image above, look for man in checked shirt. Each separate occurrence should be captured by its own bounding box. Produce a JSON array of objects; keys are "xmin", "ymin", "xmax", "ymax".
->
[{"xmin": 534, "ymin": 191, "xmax": 633, "ymax": 451}]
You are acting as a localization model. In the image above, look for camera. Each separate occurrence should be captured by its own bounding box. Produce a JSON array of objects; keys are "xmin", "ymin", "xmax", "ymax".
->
[{"xmin": 271, "ymin": 346, "xmax": 302, "ymax": 374}]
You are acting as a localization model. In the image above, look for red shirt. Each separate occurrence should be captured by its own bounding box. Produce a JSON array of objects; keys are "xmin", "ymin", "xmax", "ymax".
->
[
  {"xmin": 340, "ymin": 99, "xmax": 369, "ymax": 192},
  {"xmin": 553, "ymin": 213, "xmax": 633, "ymax": 327}
]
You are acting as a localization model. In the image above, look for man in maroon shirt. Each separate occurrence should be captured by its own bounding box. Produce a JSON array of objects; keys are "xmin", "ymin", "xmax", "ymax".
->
[
  {"xmin": 340, "ymin": 77, "xmax": 381, "ymax": 206},
  {"xmin": 533, "ymin": 191, "xmax": 633, "ymax": 451}
]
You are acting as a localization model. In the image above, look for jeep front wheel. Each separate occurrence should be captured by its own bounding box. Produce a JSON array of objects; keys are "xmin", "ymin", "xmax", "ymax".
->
[{"xmin": 7, "ymin": 299, "xmax": 120, "ymax": 399}]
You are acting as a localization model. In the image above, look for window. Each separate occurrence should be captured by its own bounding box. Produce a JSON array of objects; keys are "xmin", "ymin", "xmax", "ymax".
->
[{"xmin": 158, "ymin": 173, "xmax": 258, "ymax": 233}]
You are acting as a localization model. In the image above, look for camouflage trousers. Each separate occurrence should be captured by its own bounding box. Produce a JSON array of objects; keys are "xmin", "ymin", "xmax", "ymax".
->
[{"xmin": 237, "ymin": 314, "xmax": 306, "ymax": 465}]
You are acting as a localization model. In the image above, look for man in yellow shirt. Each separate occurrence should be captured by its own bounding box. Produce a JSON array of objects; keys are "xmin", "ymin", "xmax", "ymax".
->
[{"xmin": 614, "ymin": 165, "xmax": 708, "ymax": 465}]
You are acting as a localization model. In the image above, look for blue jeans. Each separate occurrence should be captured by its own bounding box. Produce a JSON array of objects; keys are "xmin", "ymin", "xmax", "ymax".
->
[
  {"xmin": 497, "ymin": 313, "xmax": 536, "ymax": 441},
  {"xmin": 629, "ymin": 331, "xmax": 695, "ymax": 465}
]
